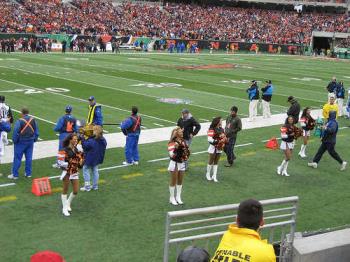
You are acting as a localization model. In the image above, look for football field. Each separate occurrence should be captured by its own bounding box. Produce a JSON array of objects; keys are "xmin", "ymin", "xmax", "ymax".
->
[{"xmin": 0, "ymin": 52, "xmax": 349, "ymax": 261}]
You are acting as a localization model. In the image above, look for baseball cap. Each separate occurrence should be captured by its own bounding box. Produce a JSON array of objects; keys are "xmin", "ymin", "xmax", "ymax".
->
[
  {"xmin": 88, "ymin": 96, "xmax": 95, "ymax": 101},
  {"xmin": 266, "ymin": 80, "xmax": 272, "ymax": 84},
  {"xmin": 182, "ymin": 109, "xmax": 189, "ymax": 114},
  {"xmin": 329, "ymin": 94, "xmax": 335, "ymax": 99},
  {"xmin": 0, "ymin": 96, "xmax": 5, "ymax": 102},
  {"xmin": 65, "ymin": 105, "xmax": 72, "ymax": 113},
  {"xmin": 177, "ymin": 246, "xmax": 210, "ymax": 262}
]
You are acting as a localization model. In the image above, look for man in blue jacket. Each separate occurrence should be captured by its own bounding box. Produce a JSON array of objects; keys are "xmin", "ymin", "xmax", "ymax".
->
[
  {"xmin": 121, "ymin": 106, "xmax": 141, "ymax": 166},
  {"xmin": 53, "ymin": 105, "xmax": 77, "ymax": 168},
  {"xmin": 261, "ymin": 80, "xmax": 274, "ymax": 118},
  {"xmin": 8, "ymin": 108, "xmax": 39, "ymax": 179},
  {"xmin": 308, "ymin": 111, "xmax": 347, "ymax": 171},
  {"xmin": 87, "ymin": 96, "xmax": 103, "ymax": 126},
  {"xmin": 246, "ymin": 80, "xmax": 260, "ymax": 121},
  {"xmin": 80, "ymin": 125, "xmax": 107, "ymax": 191}
]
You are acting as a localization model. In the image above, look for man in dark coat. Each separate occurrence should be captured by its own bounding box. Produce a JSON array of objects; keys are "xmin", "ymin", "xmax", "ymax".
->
[{"xmin": 287, "ymin": 96, "xmax": 301, "ymax": 124}]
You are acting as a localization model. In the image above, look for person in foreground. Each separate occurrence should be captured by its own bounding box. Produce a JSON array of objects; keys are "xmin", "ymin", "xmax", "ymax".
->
[
  {"xmin": 211, "ymin": 199, "xmax": 276, "ymax": 262},
  {"xmin": 58, "ymin": 133, "xmax": 84, "ymax": 217},
  {"xmin": 308, "ymin": 111, "xmax": 347, "ymax": 171}
]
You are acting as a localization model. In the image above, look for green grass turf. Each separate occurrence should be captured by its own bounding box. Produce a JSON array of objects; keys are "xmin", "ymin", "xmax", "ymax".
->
[
  {"xmin": 0, "ymin": 120, "xmax": 349, "ymax": 261},
  {"xmin": 0, "ymin": 52, "xmax": 350, "ymax": 261}
]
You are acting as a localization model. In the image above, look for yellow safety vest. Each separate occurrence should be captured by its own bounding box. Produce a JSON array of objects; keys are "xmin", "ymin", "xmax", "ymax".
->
[
  {"xmin": 87, "ymin": 105, "xmax": 96, "ymax": 125},
  {"xmin": 322, "ymin": 103, "xmax": 338, "ymax": 120}
]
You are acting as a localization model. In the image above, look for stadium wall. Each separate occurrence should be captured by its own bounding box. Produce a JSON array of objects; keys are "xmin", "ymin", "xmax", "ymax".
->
[{"xmin": 292, "ymin": 228, "xmax": 350, "ymax": 262}]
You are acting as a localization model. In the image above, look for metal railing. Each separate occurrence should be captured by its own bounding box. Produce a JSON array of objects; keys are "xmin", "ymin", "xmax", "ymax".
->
[{"xmin": 163, "ymin": 196, "xmax": 299, "ymax": 262}]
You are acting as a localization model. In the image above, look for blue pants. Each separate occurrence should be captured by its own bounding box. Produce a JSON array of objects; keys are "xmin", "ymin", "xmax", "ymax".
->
[
  {"xmin": 83, "ymin": 165, "xmax": 99, "ymax": 190},
  {"xmin": 12, "ymin": 140, "xmax": 34, "ymax": 177},
  {"xmin": 125, "ymin": 135, "xmax": 139, "ymax": 163}
]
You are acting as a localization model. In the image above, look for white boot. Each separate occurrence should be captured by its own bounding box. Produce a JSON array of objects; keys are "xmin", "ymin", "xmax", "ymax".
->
[
  {"xmin": 282, "ymin": 161, "xmax": 290, "ymax": 177},
  {"xmin": 61, "ymin": 194, "xmax": 70, "ymax": 217},
  {"xmin": 169, "ymin": 186, "xmax": 178, "ymax": 206},
  {"xmin": 206, "ymin": 165, "xmax": 213, "ymax": 181},
  {"xmin": 175, "ymin": 185, "xmax": 183, "ymax": 205},
  {"xmin": 277, "ymin": 160, "xmax": 286, "ymax": 175},
  {"xmin": 298, "ymin": 145, "xmax": 306, "ymax": 158},
  {"xmin": 67, "ymin": 192, "xmax": 76, "ymax": 212},
  {"xmin": 212, "ymin": 165, "xmax": 218, "ymax": 182}
]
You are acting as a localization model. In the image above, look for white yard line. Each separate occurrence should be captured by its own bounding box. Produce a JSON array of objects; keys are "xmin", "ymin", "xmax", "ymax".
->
[
  {"xmin": 0, "ymin": 183, "xmax": 16, "ymax": 188},
  {"xmin": 0, "ymin": 78, "xmax": 176, "ymax": 124},
  {"xmin": 153, "ymin": 123, "xmax": 164, "ymax": 127}
]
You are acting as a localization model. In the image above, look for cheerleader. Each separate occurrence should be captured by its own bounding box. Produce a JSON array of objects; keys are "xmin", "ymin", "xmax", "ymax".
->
[
  {"xmin": 168, "ymin": 127, "xmax": 190, "ymax": 206},
  {"xmin": 206, "ymin": 117, "xmax": 227, "ymax": 182},
  {"xmin": 277, "ymin": 116, "xmax": 297, "ymax": 177},
  {"xmin": 58, "ymin": 133, "xmax": 84, "ymax": 216},
  {"xmin": 298, "ymin": 107, "xmax": 315, "ymax": 158}
]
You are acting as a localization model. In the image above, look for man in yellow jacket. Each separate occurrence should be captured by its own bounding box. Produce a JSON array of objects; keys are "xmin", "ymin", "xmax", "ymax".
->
[
  {"xmin": 211, "ymin": 199, "xmax": 276, "ymax": 262},
  {"xmin": 322, "ymin": 95, "xmax": 339, "ymax": 121}
]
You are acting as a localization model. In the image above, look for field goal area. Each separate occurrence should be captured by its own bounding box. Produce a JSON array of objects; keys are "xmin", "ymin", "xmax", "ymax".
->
[{"xmin": 164, "ymin": 196, "xmax": 299, "ymax": 262}]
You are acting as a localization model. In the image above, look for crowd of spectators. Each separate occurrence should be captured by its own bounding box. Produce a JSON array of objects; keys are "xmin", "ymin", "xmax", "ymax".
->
[{"xmin": 0, "ymin": 0, "xmax": 349, "ymax": 44}]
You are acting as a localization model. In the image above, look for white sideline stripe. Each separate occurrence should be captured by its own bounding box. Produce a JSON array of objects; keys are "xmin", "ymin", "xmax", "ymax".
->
[
  {"xmin": 199, "ymin": 118, "xmax": 210, "ymax": 122},
  {"xmin": 11, "ymin": 108, "xmax": 56, "ymax": 125},
  {"xmin": 0, "ymin": 183, "xmax": 16, "ymax": 188},
  {"xmin": 153, "ymin": 123, "xmax": 164, "ymax": 127},
  {"xmin": 0, "ymin": 77, "xmax": 176, "ymax": 125}
]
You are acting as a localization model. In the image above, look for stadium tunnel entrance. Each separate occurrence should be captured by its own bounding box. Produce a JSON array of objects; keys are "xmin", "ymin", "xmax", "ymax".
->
[{"xmin": 313, "ymin": 37, "xmax": 331, "ymax": 54}]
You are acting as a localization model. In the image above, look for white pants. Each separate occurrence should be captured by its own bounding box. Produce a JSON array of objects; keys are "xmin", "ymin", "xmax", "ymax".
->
[
  {"xmin": 262, "ymin": 100, "xmax": 271, "ymax": 118},
  {"xmin": 249, "ymin": 100, "xmax": 258, "ymax": 120},
  {"xmin": 0, "ymin": 131, "xmax": 6, "ymax": 163},
  {"xmin": 336, "ymin": 98, "xmax": 344, "ymax": 116}
]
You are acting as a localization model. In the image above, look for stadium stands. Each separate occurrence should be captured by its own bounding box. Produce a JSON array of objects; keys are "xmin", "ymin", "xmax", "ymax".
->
[{"xmin": 0, "ymin": 0, "xmax": 349, "ymax": 44}]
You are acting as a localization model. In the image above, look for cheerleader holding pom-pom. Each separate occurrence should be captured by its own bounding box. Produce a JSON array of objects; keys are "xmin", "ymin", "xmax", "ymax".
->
[
  {"xmin": 167, "ymin": 127, "xmax": 190, "ymax": 206},
  {"xmin": 298, "ymin": 107, "xmax": 315, "ymax": 158},
  {"xmin": 206, "ymin": 117, "xmax": 227, "ymax": 182}
]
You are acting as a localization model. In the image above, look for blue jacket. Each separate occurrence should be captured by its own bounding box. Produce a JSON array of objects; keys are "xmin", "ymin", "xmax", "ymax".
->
[
  {"xmin": 12, "ymin": 115, "xmax": 39, "ymax": 144},
  {"xmin": 247, "ymin": 84, "xmax": 259, "ymax": 101},
  {"xmin": 54, "ymin": 114, "xmax": 78, "ymax": 134},
  {"xmin": 82, "ymin": 136, "xmax": 107, "ymax": 167},
  {"xmin": 336, "ymin": 84, "xmax": 345, "ymax": 99},
  {"xmin": 322, "ymin": 111, "xmax": 338, "ymax": 144},
  {"xmin": 0, "ymin": 121, "xmax": 11, "ymax": 133},
  {"xmin": 262, "ymin": 84, "xmax": 273, "ymax": 96},
  {"xmin": 120, "ymin": 114, "xmax": 141, "ymax": 136}
]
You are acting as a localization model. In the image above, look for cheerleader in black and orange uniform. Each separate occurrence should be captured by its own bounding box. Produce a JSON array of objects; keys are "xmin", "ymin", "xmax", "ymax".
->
[
  {"xmin": 58, "ymin": 133, "xmax": 84, "ymax": 216},
  {"xmin": 206, "ymin": 117, "xmax": 227, "ymax": 182},
  {"xmin": 277, "ymin": 116, "xmax": 301, "ymax": 177},
  {"xmin": 298, "ymin": 107, "xmax": 315, "ymax": 158},
  {"xmin": 168, "ymin": 127, "xmax": 190, "ymax": 206}
]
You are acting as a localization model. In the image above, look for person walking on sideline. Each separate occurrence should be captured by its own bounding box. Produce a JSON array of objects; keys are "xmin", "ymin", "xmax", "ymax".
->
[
  {"xmin": 286, "ymin": 96, "xmax": 301, "ymax": 124},
  {"xmin": 224, "ymin": 106, "xmax": 242, "ymax": 167},
  {"xmin": 8, "ymin": 108, "xmax": 39, "ymax": 180},
  {"xmin": 326, "ymin": 76, "xmax": 337, "ymax": 101},
  {"xmin": 308, "ymin": 111, "xmax": 347, "ymax": 171}
]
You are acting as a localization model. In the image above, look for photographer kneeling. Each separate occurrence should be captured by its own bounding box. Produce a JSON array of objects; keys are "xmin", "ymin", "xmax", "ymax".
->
[{"xmin": 80, "ymin": 125, "xmax": 107, "ymax": 191}]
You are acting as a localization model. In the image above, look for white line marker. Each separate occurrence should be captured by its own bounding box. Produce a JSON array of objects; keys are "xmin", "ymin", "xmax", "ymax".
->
[
  {"xmin": 153, "ymin": 123, "xmax": 164, "ymax": 127},
  {"xmin": 0, "ymin": 183, "xmax": 16, "ymax": 188},
  {"xmin": 199, "ymin": 118, "xmax": 210, "ymax": 122}
]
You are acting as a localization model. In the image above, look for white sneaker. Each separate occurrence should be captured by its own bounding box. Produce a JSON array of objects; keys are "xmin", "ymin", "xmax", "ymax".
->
[
  {"xmin": 80, "ymin": 186, "xmax": 91, "ymax": 192},
  {"xmin": 8, "ymin": 174, "xmax": 18, "ymax": 180},
  {"xmin": 308, "ymin": 162, "xmax": 318, "ymax": 169},
  {"xmin": 341, "ymin": 161, "xmax": 347, "ymax": 171},
  {"xmin": 122, "ymin": 161, "xmax": 133, "ymax": 166},
  {"xmin": 52, "ymin": 163, "xmax": 59, "ymax": 168},
  {"xmin": 133, "ymin": 161, "xmax": 139, "ymax": 166},
  {"xmin": 277, "ymin": 166, "xmax": 282, "ymax": 175},
  {"xmin": 169, "ymin": 197, "xmax": 178, "ymax": 206}
]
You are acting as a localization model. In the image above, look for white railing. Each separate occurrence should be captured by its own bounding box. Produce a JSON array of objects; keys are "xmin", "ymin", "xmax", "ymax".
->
[{"xmin": 164, "ymin": 196, "xmax": 299, "ymax": 262}]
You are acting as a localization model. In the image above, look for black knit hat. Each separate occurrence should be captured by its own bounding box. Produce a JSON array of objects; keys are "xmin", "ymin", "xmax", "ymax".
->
[{"xmin": 177, "ymin": 246, "xmax": 210, "ymax": 262}]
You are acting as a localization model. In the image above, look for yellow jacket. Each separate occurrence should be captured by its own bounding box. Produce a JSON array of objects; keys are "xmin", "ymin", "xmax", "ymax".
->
[
  {"xmin": 322, "ymin": 103, "xmax": 338, "ymax": 119},
  {"xmin": 211, "ymin": 224, "xmax": 276, "ymax": 262}
]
